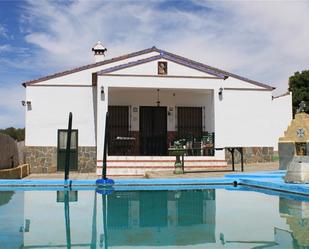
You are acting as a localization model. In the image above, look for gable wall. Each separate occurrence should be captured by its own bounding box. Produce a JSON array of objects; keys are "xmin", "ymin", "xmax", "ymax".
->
[
  {"xmin": 105, "ymin": 59, "xmax": 267, "ymax": 89},
  {"xmin": 112, "ymin": 59, "xmax": 213, "ymax": 77}
]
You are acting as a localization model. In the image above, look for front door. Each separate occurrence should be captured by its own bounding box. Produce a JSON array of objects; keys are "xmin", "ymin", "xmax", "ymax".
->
[
  {"xmin": 57, "ymin": 129, "xmax": 78, "ymax": 171},
  {"xmin": 140, "ymin": 106, "xmax": 167, "ymax": 156}
]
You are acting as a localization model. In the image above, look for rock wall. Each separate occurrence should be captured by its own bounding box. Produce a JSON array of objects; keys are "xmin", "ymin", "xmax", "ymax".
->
[
  {"xmin": 225, "ymin": 147, "xmax": 274, "ymax": 164},
  {"xmin": 25, "ymin": 146, "xmax": 57, "ymax": 173},
  {"xmin": 78, "ymin": 146, "xmax": 96, "ymax": 173},
  {"xmin": 25, "ymin": 146, "xmax": 96, "ymax": 173}
]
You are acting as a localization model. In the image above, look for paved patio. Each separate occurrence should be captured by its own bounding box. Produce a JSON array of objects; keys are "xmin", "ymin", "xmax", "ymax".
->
[{"xmin": 25, "ymin": 162, "xmax": 279, "ymax": 179}]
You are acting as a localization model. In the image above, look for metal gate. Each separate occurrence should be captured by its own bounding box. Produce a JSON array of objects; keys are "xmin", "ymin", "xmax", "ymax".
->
[{"xmin": 108, "ymin": 106, "xmax": 130, "ymax": 155}]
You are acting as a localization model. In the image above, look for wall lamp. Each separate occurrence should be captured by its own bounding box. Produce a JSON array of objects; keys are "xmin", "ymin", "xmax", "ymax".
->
[
  {"xmin": 218, "ymin": 87, "xmax": 223, "ymax": 97},
  {"xmin": 100, "ymin": 86, "xmax": 105, "ymax": 101},
  {"xmin": 21, "ymin": 100, "xmax": 32, "ymax": 107}
]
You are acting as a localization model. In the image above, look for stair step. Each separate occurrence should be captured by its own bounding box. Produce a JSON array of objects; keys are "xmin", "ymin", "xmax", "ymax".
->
[
  {"xmin": 96, "ymin": 165, "xmax": 228, "ymax": 176},
  {"xmin": 97, "ymin": 156, "xmax": 228, "ymax": 176}
]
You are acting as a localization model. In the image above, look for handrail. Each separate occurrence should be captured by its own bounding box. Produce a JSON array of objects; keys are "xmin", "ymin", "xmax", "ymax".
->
[
  {"xmin": 102, "ymin": 112, "xmax": 109, "ymax": 180},
  {"xmin": 64, "ymin": 112, "xmax": 72, "ymax": 183},
  {"xmin": 96, "ymin": 111, "xmax": 114, "ymax": 187}
]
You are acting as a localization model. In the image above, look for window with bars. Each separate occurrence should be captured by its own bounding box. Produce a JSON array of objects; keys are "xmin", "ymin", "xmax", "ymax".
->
[
  {"xmin": 177, "ymin": 107, "xmax": 203, "ymax": 139},
  {"xmin": 108, "ymin": 106, "xmax": 131, "ymax": 155}
]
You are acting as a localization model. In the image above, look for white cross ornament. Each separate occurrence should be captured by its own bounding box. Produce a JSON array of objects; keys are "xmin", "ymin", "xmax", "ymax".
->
[{"xmin": 296, "ymin": 128, "xmax": 305, "ymax": 138}]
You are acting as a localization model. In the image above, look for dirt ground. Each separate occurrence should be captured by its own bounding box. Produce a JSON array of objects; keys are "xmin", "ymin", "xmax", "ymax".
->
[{"xmin": 25, "ymin": 161, "xmax": 279, "ymax": 179}]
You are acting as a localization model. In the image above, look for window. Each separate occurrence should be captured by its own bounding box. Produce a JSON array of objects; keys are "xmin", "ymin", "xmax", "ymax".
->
[{"xmin": 58, "ymin": 130, "xmax": 78, "ymax": 149}]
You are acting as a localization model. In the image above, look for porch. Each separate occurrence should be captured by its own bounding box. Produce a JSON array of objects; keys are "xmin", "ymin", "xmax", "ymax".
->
[{"xmin": 107, "ymin": 87, "xmax": 216, "ymax": 157}]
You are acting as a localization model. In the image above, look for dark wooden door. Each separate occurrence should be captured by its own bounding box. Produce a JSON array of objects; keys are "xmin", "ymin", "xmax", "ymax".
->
[
  {"xmin": 140, "ymin": 107, "xmax": 167, "ymax": 156},
  {"xmin": 57, "ymin": 130, "xmax": 78, "ymax": 171}
]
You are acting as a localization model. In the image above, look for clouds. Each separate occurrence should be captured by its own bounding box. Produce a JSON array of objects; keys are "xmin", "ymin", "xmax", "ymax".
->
[
  {"xmin": 1, "ymin": 0, "xmax": 309, "ymax": 127},
  {"xmin": 19, "ymin": 0, "xmax": 309, "ymax": 94},
  {"xmin": 0, "ymin": 24, "xmax": 8, "ymax": 38},
  {"xmin": 0, "ymin": 85, "xmax": 24, "ymax": 128}
]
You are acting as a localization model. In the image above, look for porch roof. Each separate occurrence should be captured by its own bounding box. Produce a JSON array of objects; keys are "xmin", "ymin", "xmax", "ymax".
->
[{"xmin": 98, "ymin": 47, "xmax": 275, "ymax": 90}]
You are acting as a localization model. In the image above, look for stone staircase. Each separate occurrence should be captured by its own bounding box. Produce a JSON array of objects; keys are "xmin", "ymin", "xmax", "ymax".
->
[{"xmin": 97, "ymin": 156, "xmax": 228, "ymax": 176}]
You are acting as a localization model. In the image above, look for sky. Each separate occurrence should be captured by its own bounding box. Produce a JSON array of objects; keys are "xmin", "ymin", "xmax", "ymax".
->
[{"xmin": 1, "ymin": 0, "xmax": 309, "ymax": 128}]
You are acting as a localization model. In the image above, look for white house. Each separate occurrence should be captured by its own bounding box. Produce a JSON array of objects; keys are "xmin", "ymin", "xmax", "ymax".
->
[{"xmin": 22, "ymin": 42, "xmax": 292, "ymax": 176}]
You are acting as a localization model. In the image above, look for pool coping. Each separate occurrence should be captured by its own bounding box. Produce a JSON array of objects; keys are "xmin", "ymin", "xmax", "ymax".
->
[{"xmin": 1, "ymin": 170, "xmax": 309, "ymax": 197}]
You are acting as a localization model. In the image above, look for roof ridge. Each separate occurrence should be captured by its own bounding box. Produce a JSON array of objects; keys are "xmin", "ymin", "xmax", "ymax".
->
[{"xmin": 22, "ymin": 46, "xmax": 157, "ymax": 87}]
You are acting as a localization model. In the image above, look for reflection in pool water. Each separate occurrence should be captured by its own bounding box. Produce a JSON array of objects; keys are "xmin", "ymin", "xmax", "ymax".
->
[{"xmin": 0, "ymin": 188, "xmax": 309, "ymax": 248}]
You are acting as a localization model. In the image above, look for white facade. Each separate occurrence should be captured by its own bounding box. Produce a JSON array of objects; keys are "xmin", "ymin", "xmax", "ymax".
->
[{"xmin": 23, "ymin": 46, "xmax": 292, "ymax": 173}]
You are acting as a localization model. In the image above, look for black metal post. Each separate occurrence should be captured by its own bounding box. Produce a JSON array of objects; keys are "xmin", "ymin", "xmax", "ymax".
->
[
  {"xmin": 102, "ymin": 112, "xmax": 109, "ymax": 180},
  {"xmin": 64, "ymin": 191, "xmax": 72, "ymax": 249},
  {"xmin": 228, "ymin": 148, "xmax": 235, "ymax": 171},
  {"xmin": 240, "ymin": 148, "xmax": 244, "ymax": 172},
  {"xmin": 65, "ymin": 112, "xmax": 72, "ymax": 181},
  {"xmin": 232, "ymin": 149, "xmax": 235, "ymax": 171}
]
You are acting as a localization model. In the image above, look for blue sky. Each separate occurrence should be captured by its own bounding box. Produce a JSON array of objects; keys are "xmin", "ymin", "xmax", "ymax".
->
[{"xmin": 1, "ymin": 0, "xmax": 309, "ymax": 128}]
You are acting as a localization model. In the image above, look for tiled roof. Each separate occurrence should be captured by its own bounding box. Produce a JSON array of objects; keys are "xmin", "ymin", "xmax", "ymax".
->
[
  {"xmin": 22, "ymin": 47, "xmax": 157, "ymax": 87},
  {"xmin": 272, "ymin": 91, "xmax": 290, "ymax": 99},
  {"xmin": 22, "ymin": 46, "xmax": 275, "ymax": 90}
]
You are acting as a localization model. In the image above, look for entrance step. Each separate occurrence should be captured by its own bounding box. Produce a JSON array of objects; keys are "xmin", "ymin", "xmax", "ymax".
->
[{"xmin": 96, "ymin": 156, "xmax": 228, "ymax": 176}]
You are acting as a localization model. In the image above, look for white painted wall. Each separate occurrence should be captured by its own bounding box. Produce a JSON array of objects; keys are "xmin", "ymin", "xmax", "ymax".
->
[
  {"xmin": 25, "ymin": 86, "xmax": 96, "ymax": 146},
  {"xmin": 214, "ymin": 89, "xmax": 292, "ymax": 149},
  {"xmin": 271, "ymin": 93, "xmax": 293, "ymax": 150}
]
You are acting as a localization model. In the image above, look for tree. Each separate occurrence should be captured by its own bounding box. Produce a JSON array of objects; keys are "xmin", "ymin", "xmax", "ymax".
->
[
  {"xmin": 0, "ymin": 127, "xmax": 25, "ymax": 141},
  {"xmin": 288, "ymin": 70, "xmax": 309, "ymax": 115}
]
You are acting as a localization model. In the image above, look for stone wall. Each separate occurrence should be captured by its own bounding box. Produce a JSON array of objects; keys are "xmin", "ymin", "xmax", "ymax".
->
[
  {"xmin": 78, "ymin": 146, "xmax": 96, "ymax": 172},
  {"xmin": 25, "ymin": 146, "xmax": 57, "ymax": 173},
  {"xmin": 25, "ymin": 146, "xmax": 96, "ymax": 173},
  {"xmin": 225, "ymin": 147, "xmax": 274, "ymax": 164}
]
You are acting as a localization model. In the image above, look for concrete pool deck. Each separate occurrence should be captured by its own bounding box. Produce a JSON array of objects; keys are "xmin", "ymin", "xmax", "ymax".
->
[
  {"xmin": 1, "ymin": 161, "xmax": 309, "ymax": 197},
  {"xmin": 23, "ymin": 162, "xmax": 279, "ymax": 179}
]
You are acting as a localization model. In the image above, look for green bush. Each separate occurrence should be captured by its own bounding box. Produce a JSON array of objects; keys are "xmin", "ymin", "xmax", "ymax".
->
[{"xmin": 0, "ymin": 127, "xmax": 25, "ymax": 141}]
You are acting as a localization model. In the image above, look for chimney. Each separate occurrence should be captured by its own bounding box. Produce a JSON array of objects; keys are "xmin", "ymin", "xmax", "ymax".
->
[{"xmin": 92, "ymin": 41, "xmax": 107, "ymax": 63}]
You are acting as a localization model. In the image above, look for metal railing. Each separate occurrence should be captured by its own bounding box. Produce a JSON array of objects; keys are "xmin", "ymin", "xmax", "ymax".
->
[{"xmin": 64, "ymin": 112, "xmax": 72, "ymax": 184}]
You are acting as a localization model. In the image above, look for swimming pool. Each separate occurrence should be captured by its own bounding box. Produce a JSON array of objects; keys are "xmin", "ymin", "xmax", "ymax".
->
[{"xmin": 1, "ymin": 186, "xmax": 308, "ymax": 249}]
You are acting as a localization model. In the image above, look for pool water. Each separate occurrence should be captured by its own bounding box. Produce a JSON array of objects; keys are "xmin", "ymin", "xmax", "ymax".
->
[{"xmin": 0, "ymin": 188, "xmax": 308, "ymax": 249}]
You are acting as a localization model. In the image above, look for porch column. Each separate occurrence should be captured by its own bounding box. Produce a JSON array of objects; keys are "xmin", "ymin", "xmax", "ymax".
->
[{"xmin": 96, "ymin": 78, "xmax": 109, "ymax": 174}]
